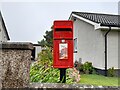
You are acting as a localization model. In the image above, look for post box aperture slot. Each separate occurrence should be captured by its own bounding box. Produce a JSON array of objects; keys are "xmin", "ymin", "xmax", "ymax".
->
[
  {"xmin": 55, "ymin": 28, "xmax": 72, "ymax": 32},
  {"xmin": 59, "ymin": 43, "xmax": 68, "ymax": 60}
]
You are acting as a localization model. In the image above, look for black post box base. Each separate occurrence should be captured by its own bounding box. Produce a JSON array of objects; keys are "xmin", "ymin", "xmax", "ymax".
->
[{"xmin": 59, "ymin": 68, "xmax": 66, "ymax": 83}]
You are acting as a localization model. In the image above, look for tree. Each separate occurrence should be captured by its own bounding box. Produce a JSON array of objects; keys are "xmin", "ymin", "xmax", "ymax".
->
[
  {"xmin": 38, "ymin": 30, "xmax": 53, "ymax": 47},
  {"xmin": 38, "ymin": 39, "xmax": 46, "ymax": 47}
]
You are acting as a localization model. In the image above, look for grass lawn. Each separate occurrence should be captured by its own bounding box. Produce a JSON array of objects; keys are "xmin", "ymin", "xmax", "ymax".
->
[{"xmin": 80, "ymin": 74, "xmax": 119, "ymax": 86}]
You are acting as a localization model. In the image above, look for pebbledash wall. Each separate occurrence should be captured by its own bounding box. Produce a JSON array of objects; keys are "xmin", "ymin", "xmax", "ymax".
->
[{"xmin": 0, "ymin": 42, "xmax": 33, "ymax": 88}]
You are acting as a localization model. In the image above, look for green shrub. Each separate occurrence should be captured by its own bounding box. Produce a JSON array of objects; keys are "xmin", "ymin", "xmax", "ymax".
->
[
  {"xmin": 79, "ymin": 64, "xmax": 84, "ymax": 72},
  {"xmin": 75, "ymin": 61, "xmax": 94, "ymax": 74},
  {"xmin": 74, "ymin": 61, "xmax": 78, "ymax": 68},
  {"xmin": 108, "ymin": 67, "xmax": 115, "ymax": 77},
  {"xmin": 83, "ymin": 61, "xmax": 93, "ymax": 74},
  {"xmin": 74, "ymin": 61, "xmax": 84, "ymax": 74}
]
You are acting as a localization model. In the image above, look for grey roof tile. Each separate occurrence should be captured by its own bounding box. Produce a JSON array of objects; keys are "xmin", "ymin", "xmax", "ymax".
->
[{"xmin": 72, "ymin": 12, "xmax": 120, "ymax": 27}]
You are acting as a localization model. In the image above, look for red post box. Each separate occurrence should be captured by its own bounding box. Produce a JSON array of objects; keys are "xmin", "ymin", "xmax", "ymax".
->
[{"xmin": 53, "ymin": 20, "xmax": 73, "ymax": 68}]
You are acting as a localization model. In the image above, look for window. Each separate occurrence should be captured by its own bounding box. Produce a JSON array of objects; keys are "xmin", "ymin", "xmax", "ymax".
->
[{"xmin": 74, "ymin": 38, "xmax": 77, "ymax": 53}]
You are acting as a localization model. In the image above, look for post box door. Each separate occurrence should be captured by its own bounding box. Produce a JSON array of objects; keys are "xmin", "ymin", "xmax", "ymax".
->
[{"xmin": 53, "ymin": 39, "xmax": 73, "ymax": 68}]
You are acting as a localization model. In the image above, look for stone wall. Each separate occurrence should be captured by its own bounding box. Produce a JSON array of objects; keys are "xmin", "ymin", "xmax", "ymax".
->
[
  {"xmin": 29, "ymin": 83, "xmax": 119, "ymax": 90},
  {"xmin": 0, "ymin": 42, "xmax": 33, "ymax": 88}
]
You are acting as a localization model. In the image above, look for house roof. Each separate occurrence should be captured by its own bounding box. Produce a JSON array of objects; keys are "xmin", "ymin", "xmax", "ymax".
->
[
  {"xmin": 72, "ymin": 12, "xmax": 120, "ymax": 27},
  {"xmin": 33, "ymin": 44, "xmax": 41, "ymax": 46},
  {"xmin": 0, "ymin": 12, "xmax": 10, "ymax": 40}
]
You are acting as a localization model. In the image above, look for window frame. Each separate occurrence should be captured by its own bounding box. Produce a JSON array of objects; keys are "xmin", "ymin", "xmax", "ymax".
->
[{"xmin": 74, "ymin": 38, "xmax": 77, "ymax": 53}]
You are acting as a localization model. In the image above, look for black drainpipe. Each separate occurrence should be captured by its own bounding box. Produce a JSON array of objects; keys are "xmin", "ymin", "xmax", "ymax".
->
[{"xmin": 104, "ymin": 26, "xmax": 111, "ymax": 76}]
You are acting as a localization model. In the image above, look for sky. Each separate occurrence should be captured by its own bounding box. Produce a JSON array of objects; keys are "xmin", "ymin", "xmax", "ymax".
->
[{"xmin": 0, "ymin": 0, "xmax": 120, "ymax": 44}]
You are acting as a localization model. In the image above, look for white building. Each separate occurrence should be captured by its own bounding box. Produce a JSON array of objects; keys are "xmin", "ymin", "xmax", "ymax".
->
[
  {"xmin": 0, "ymin": 12, "xmax": 10, "ymax": 42},
  {"xmin": 69, "ymin": 12, "xmax": 120, "ymax": 75},
  {"xmin": 31, "ymin": 44, "xmax": 42, "ymax": 60}
]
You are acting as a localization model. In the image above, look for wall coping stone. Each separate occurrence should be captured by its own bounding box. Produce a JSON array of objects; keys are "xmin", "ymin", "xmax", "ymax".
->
[
  {"xmin": 29, "ymin": 83, "xmax": 120, "ymax": 89},
  {"xmin": 0, "ymin": 42, "xmax": 33, "ymax": 50}
]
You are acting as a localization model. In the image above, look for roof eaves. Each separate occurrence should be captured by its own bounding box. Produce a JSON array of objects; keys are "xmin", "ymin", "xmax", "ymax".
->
[
  {"xmin": 100, "ymin": 23, "xmax": 120, "ymax": 28},
  {"xmin": 96, "ymin": 26, "xmax": 120, "ymax": 30},
  {"xmin": 71, "ymin": 13, "xmax": 99, "ymax": 26},
  {"xmin": 0, "ymin": 12, "xmax": 10, "ymax": 40},
  {"xmin": 33, "ymin": 44, "xmax": 41, "ymax": 46}
]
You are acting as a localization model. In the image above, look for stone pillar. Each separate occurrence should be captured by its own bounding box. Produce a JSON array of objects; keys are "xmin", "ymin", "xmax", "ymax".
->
[{"xmin": 0, "ymin": 42, "xmax": 33, "ymax": 88}]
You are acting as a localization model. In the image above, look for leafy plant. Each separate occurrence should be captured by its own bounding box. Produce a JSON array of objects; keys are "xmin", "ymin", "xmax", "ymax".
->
[
  {"xmin": 79, "ymin": 64, "xmax": 84, "ymax": 72},
  {"xmin": 108, "ymin": 67, "xmax": 115, "ymax": 77},
  {"xmin": 83, "ymin": 61, "xmax": 93, "ymax": 74},
  {"xmin": 74, "ymin": 61, "xmax": 83, "ymax": 74}
]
